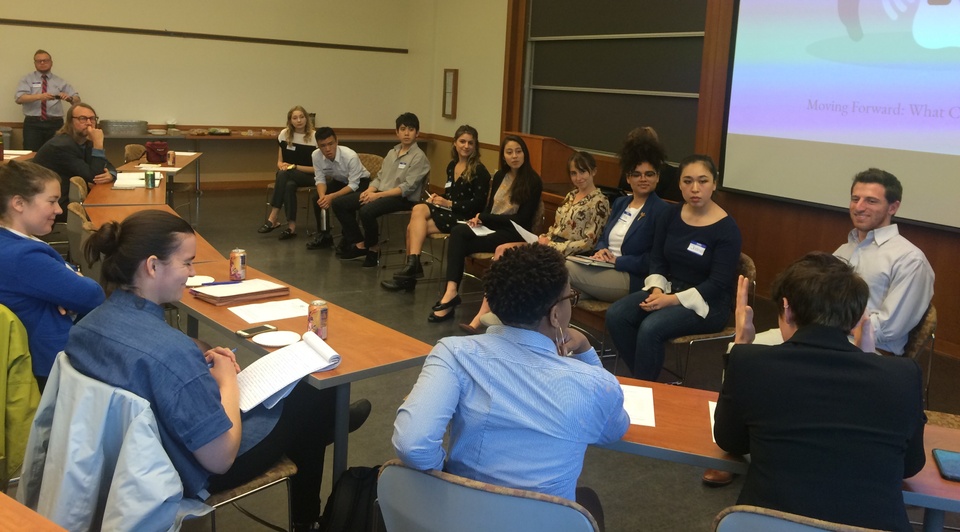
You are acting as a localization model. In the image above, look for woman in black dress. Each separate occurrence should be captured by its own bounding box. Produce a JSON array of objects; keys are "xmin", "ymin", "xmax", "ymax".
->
[{"xmin": 381, "ymin": 125, "xmax": 491, "ymax": 291}]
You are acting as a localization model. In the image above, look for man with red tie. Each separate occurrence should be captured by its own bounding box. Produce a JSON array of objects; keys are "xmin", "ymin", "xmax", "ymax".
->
[{"xmin": 14, "ymin": 50, "xmax": 80, "ymax": 151}]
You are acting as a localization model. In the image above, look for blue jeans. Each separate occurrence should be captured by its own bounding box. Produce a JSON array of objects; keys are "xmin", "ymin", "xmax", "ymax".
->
[{"xmin": 606, "ymin": 290, "xmax": 729, "ymax": 380}]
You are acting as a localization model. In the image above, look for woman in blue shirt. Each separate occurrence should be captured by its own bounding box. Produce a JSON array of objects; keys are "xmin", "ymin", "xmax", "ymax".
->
[
  {"xmin": 606, "ymin": 155, "xmax": 742, "ymax": 380},
  {"xmin": 0, "ymin": 160, "xmax": 103, "ymax": 388},
  {"xmin": 66, "ymin": 210, "xmax": 367, "ymax": 531}
]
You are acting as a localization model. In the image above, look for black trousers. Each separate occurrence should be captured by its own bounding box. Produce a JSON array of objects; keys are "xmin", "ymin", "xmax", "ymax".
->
[
  {"xmin": 23, "ymin": 116, "xmax": 63, "ymax": 151},
  {"xmin": 207, "ymin": 381, "xmax": 336, "ymax": 524},
  {"xmin": 331, "ymin": 192, "xmax": 414, "ymax": 249},
  {"xmin": 444, "ymin": 223, "xmax": 523, "ymax": 285},
  {"xmin": 269, "ymin": 169, "xmax": 315, "ymax": 222},
  {"xmin": 309, "ymin": 178, "xmax": 369, "ymax": 234}
]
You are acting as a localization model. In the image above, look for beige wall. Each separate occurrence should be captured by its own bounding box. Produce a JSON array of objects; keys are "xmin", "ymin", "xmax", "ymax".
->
[{"xmin": 0, "ymin": 1, "xmax": 507, "ymax": 139}]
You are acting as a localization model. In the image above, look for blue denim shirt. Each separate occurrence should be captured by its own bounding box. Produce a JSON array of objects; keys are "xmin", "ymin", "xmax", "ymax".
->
[{"xmin": 66, "ymin": 290, "xmax": 279, "ymax": 498}]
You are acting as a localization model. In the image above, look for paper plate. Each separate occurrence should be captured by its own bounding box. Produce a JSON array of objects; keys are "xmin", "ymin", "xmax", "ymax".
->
[
  {"xmin": 251, "ymin": 330, "xmax": 301, "ymax": 347},
  {"xmin": 185, "ymin": 275, "xmax": 215, "ymax": 287}
]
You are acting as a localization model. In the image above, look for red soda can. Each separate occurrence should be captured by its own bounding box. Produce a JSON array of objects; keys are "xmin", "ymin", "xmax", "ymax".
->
[
  {"xmin": 308, "ymin": 299, "xmax": 328, "ymax": 339},
  {"xmin": 229, "ymin": 249, "xmax": 246, "ymax": 281}
]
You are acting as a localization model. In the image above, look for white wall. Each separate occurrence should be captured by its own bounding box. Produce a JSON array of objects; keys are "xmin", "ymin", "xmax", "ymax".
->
[{"xmin": 0, "ymin": 0, "xmax": 507, "ymax": 135}]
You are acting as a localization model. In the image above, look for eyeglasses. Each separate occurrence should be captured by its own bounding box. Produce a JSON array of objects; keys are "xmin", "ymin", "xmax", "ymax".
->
[
  {"xmin": 555, "ymin": 288, "xmax": 580, "ymax": 308},
  {"xmin": 627, "ymin": 171, "xmax": 659, "ymax": 180},
  {"xmin": 73, "ymin": 116, "xmax": 99, "ymax": 123},
  {"xmin": 34, "ymin": 58, "xmax": 52, "ymax": 64}
]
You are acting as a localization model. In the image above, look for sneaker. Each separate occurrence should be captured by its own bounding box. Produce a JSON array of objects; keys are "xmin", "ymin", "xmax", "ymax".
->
[
  {"xmin": 339, "ymin": 245, "xmax": 367, "ymax": 261},
  {"xmin": 306, "ymin": 233, "xmax": 334, "ymax": 250},
  {"xmin": 362, "ymin": 250, "xmax": 380, "ymax": 268}
]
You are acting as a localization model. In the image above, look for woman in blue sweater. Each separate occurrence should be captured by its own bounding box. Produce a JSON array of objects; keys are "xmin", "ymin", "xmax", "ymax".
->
[
  {"xmin": 0, "ymin": 160, "xmax": 104, "ymax": 388},
  {"xmin": 606, "ymin": 155, "xmax": 741, "ymax": 380}
]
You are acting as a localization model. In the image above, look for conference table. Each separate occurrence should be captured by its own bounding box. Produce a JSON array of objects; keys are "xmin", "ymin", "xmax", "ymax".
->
[
  {"xmin": 84, "ymin": 179, "xmax": 168, "ymax": 206},
  {"xmin": 0, "ymin": 492, "xmax": 65, "ymax": 532},
  {"xmin": 608, "ymin": 377, "xmax": 960, "ymax": 531},
  {"xmin": 176, "ymin": 260, "xmax": 432, "ymax": 479},
  {"xmin": 83, "ymin": 204, "xmax": 225, "ymax": 263},
  {"xmin": 116, "ymin": 151, "xmax": 203, "ymax": 193}
]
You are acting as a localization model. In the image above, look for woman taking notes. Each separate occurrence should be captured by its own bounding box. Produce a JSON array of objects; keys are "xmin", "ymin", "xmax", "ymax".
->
[
  {"xmin": 461, "ymin": 151, "xmax": 610, "ymax": 332},
  {"xmin": 66, "ymin": 210, "xmax": 369, "ymax": 531},
  {"xmin": 0, "ymin": 160, "xmax": 104, "ymax": 389},
  {"xmin": 381, "ymin": 125, "xmax": 491, "ymax": 292},
  {"xmin": 258, "ymin": 105, "xmax": 318, "ymax": 240},
  {"xmin": 606, "ymin": 155, "xmax": 741, "ymax": 380},
  {"xmin": 428, "ymin": 135, "xmax": 542, "ymax": 323},
  {"xmin": 567, "ymin": 128, "xmax": 668, "ymax": 303}
]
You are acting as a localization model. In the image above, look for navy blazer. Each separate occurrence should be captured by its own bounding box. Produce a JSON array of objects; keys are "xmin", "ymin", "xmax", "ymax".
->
[
  {"xmin": 714, "ymin": 325, "xmax": 926, "ymax": 532},
  {"xmin": 593, "ymin": 193, "xmax": 667, "ymax": 292}
]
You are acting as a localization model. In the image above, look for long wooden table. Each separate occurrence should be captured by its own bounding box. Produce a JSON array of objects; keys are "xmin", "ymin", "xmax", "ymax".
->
[
  {"xmin": 83, "ymin": 205, "xmax": 224, "ymax": 263},
  {"xmin": 84, "ymin": 179, "xmax": 168, "ymax": 206},
  {"xmin": 0, "ymin": 492, "xmax": 65, "ymax": 532},
  {"xmin": 608, "ymin": 377, "xmax": 960, "ymax": 531},
  {"xmin": 176, "ymin": 260, "xmax": 431, "ymax": 478},
  {"xmin": 117, "ymin": 152, "xmax": 203, "ymax": 193},
  {"xmin": 603, "ymin": 378, "xmax": 748, "ymax": 473}
]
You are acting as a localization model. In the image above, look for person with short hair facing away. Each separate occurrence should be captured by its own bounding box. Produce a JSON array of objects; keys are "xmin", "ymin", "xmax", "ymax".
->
[
  {"xmin": 606, "ymin": 155, "xmax": 741, "ymax": 380},
  {"xmin": 394, "ymin": 245, "xmax": 628, "ymax": 532},
  {"xmin": 305, "ymin": 127, "xmax": 371, "ymax": 250},
  {"xmin": 568, "ymin": 128, "xmax": 669, "ymax": 304},
  {"xmin": 381, "ymin": 124, "xmax": 491, "ymax": 291},
  {"xmin": 427, "ymin": 135, "xmax": 543, "ymax": 322},
  {"xmin": 461, "ymin": 151, "xmax": 610, "ymax": 333},
  {"xmin": 66, "ymin": 210, "xmax": 371, "ymax": 532},
  {"xmin": 257, "ymin": 106, "xmax": 319, "ymax": 240},
  {"xmin": 713, "ymin": 252, "xmax": 925, "ymax": 531},
  {"xmin": 0, "ymin": 160, "xmax": 104, "ymax": 390},
  {"xmin": 333, "ymin": 112, "xmax": 430, "ymax": 268},
  {"xmin": 14, "ymin": 49, "xmax": 80, "ymax": 151},
  {"xmin": 32, "ymin": 103, "xmax": 116, "ymax": 220}
]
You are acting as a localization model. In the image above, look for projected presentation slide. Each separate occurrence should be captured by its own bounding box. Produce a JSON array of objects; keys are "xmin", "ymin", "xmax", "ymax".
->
[{"xmin": 723, "ymin": 0, "xmax": 960, "ymax": 229}]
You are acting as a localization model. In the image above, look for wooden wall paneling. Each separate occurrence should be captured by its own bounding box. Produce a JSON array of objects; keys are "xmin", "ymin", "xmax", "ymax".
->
[{"xmin": 501, "ymin": 0, "xmax": 528, "ymax": 134}]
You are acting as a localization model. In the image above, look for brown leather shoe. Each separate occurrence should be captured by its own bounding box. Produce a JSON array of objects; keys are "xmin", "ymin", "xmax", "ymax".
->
[{"xmin": 701, "ymin": 468, "xmax": 736, "ymax": 487}]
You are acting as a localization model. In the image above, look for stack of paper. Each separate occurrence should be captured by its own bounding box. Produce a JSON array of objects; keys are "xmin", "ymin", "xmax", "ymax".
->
[
  {"xmin": 237, "ymin": 331, "xmax": 341, "ymax": 412},
  {"xmin": 190, "ymin": 279, "xmax": 289, "ymax": 306},
  {"xmin": 566, "ymin": 255, "xmax": 615, "ymax": 269}
]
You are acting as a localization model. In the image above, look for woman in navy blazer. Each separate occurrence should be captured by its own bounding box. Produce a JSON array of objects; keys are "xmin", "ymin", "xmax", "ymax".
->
[{"xmin": 567, "ymin": 130, "xmax": 668, "ymax": 302}]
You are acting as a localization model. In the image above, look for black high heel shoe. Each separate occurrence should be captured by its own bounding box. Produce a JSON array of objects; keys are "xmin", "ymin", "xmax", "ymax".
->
[
  {"xmin": 427, "ymin": 308, "xmax": 456, "ymax": 323},
  {"xmin": 431, "ymin": 295, "xmax": 461, "ymax": 312},
  {"xmin": 380, "ymin": 278, "xmax": 417, "ymax": 292}
]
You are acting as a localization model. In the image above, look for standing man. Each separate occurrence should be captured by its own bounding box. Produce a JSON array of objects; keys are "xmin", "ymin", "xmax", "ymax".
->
[
  {"xmin": 32, "ymin": 103, "xmax": 116, "ymax": 219},
  {"xmin": 834, "ymin": 168, "xmax": 935, "ymax": 355},
  {"xmin": 332, "ymin": 112, "xmax": 430, "ymax": 268},
  {"xmin": 15, "ymin": 50, "xmax": 80, "ymax": 151},
  {"xmin": 307, "ymin": 127, "xmax": 371, "ymax": 250}
]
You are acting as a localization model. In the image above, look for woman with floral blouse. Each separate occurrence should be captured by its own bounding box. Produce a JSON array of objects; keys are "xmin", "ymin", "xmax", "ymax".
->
[{"xmin": 460, "ymin": 151, "xmax": 609, "ymax": 333}]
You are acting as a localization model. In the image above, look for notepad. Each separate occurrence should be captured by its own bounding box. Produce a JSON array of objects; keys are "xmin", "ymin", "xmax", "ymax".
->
[
  {"xmin": 620, "ymin": 384, "xmax": 656, "ymax": 427},
  {"xmin": 566, "ymin": 255, "xmax": 616, "ymax": 268},
  {"xmin": 190, "ymin": 279, "xmax": 289, "ymax": 306},
  {"xmin": 237, "ymin": 331, "xmax": 341, "ymax": 412}
]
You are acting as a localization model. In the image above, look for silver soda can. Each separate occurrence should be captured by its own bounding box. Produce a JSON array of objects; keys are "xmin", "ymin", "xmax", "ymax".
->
[
  {"xmin": 308, "ymin": 299, "xmax": 328, "ymax": 339},
  {"xmin": 229, "ymin": 249, "xmax": 246, "ymax": 281}
]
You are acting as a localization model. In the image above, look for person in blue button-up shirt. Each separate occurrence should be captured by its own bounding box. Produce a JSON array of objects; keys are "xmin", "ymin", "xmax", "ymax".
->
[{"xmin": 394, "ymin": 244, "xmax": 629, "ymax": 530}]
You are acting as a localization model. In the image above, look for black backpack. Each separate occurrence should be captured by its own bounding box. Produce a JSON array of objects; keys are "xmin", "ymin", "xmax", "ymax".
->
[{"xmin": 319, "ymin": 466, "xmax": 385, "ymax": 532}]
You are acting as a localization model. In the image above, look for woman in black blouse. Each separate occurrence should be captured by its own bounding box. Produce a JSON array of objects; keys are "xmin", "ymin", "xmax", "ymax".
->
[
  {"xmin": 381, "ymin": 125, "xmax": 491, "ymax": 291},
  {"xmin": 257, "ymin": 105, "xmax": 318, "ymax": 239},
  {"xmin": 427, "ymin": 135, "xmax": 543, "ymax": 322}
]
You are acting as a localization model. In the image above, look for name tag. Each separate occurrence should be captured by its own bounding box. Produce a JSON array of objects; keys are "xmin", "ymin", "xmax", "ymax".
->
[
  {"xmin": 444, "ymin": 180, "xmax": 452, "ymax": 188},
  {"xmin": 286, "ymin": 143, "xmax": 297, "ymax": 151},
  {"xmin": 617, "ymin": 211, "xmax": 633, "ymax": 224},
  {"xmin": 398, "ymin": 161, "xmax": 408, "ymax": 169},
  {"xmin": 687, "ymin": 241, "xmax": 707, "ymax": 256},
  {"xmin": 32, "ymin": 82, "xmax": 42, "ymax": 88}
]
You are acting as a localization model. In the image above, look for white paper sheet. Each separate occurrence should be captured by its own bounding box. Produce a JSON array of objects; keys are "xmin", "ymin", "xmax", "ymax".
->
[
  {"xmin": 709, "ymin": 400, "xmax": 717, "ymax": 442},
  {"xmin": 136, "ymin": 163, "xmax": 183, "ymax": 172},
  {"xmin": 228, "ymin": 298, "xmax": 310, "ymax": 324},
  {"xmin": 115, "ymin": 172, "xmax": 164, "ymax": 187},
  {"xmin": 510, "ymin": 220, "xmax": 538, "ymax": 243},
  {"xmin": 175, "ymin": 151, "xmax": 198, "ymax": 156},
  {"xmin": 456, "ymin": 220, "xmax": 495, "ymax": 236},
  {"xmin": 620, "ymin": 384, "xmax": 656, "ymax": 427},
  {"xmin": 237, "ymin": 331, "xmax": 341, "ymax": 412}
]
